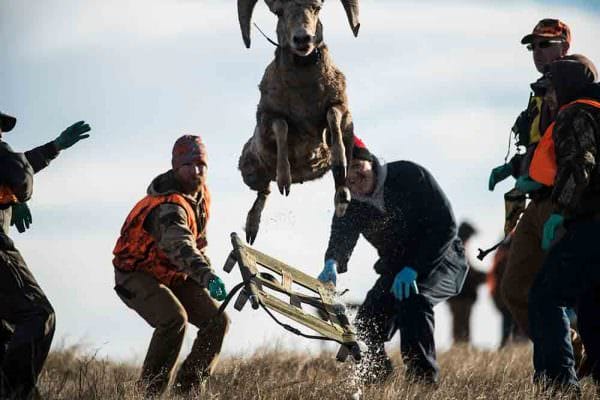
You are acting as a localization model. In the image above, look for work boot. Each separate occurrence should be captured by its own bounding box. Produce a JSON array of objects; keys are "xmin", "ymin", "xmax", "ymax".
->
[{"xmin": 172, "ymin": 367, "xmax": 209, "ymax": 396}]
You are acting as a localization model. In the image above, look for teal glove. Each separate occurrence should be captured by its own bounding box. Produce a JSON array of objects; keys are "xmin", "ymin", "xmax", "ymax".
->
[
  {"xmin": 54, "ymin": 121, "xmax": 91, "ymax": 150},
  {"xmin": 10, "ymin": 203, "xmax": 32, "ymax": 233},
  {"xmin": 515, "ymin": 175, "xmax": 543, "ymax": 193},
  {"xmin": 208, "ymin": 276, "xmax": 227, "ymax": 301},
  {"xmin": 542, "ymin": 213, "xmax": 564, "ymax": 250},
  {"xmin": 390, "ymin": 267, "xmax": 419, "ymax": 301},
  {"xmin": 488, "ymin": 163, "xmax": 513, "ymax": 191},
  {"xmin": 317, "ymin": 259, "xmax": 337, "ymax": 286}
]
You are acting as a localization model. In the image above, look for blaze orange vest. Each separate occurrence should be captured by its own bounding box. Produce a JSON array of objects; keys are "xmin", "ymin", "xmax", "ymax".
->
[
  {"xmin": 112, "ymin": 191, "xmax": 209, "ymax": 286},
  {"xmin": 0, "ymin": 186, "xmax": 17, "ymax": 205},
  {"xmin": 529, "ymin": 99, "xmax": 600, "ymax": 186}
]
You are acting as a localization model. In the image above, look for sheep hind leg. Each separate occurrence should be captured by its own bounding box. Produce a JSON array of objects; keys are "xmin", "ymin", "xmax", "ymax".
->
[
  {"xmin": 327, "ymin": 106, "xmax": 350, "ymax": 217},
  {"xmin": 272, "ymin": 118, "xmax": 292, "ymax": 196},
  {"xmin": 245, "ymin": 188, "xmax": 270, "ymax": 245}
]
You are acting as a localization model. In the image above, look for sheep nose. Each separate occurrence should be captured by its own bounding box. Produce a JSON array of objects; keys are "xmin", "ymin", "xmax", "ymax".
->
[{"xmin": 293, "ymin": 33, "xmax": 311, "ymax": 46}]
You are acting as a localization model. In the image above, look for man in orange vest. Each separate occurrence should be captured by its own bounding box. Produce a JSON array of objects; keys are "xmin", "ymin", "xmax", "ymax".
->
[
  {"xmin": 488, "ymin": 19, "xmax": 571, "ymax": 337},
  {"xmin": 528, "ymin": 56, "xmax": 600, "ymax": 393},
  {"xmin": 112, "ymin": 135, "xmax": 229, "ymax": 397}
]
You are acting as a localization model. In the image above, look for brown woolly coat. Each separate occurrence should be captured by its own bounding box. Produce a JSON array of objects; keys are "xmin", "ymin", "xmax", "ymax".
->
[{"xmin": 239, "ymin": 44, "xmax": 353, "ymax": 192}]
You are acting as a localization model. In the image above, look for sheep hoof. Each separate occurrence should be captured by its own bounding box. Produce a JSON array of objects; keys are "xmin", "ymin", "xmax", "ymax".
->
[
  {"xmin": 334, "ymin": 187, "xmax": 351, "ymax": 217},
  {"xmin": 245, "ymin": 210, "xmax": 261, "ymax": 245},
  {"xmin": 276, "ymin": 163, "xmax": 292, "ymax": 196}
]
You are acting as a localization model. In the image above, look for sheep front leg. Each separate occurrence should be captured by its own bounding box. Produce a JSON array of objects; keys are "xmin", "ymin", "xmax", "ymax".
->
[
  {"xmin": 327, "ymin": 106, "xmax": 351, "ymax": 217},
  {"xmin": 272, "ymin": 118, "xmax": 292, "ymax": 196},
  {"xmin": 246, "ymin": 188, "xmax": 270, "ymax": 245}
]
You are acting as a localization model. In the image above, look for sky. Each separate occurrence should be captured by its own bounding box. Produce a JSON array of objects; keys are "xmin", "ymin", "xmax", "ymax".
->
[{"xmin": 2, "ymin": 0, "xmax": 600, "ymax": 362}]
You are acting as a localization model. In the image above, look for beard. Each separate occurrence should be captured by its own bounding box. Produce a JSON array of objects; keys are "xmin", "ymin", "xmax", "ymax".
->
[{"xmin": 180, "ymin": 178, "xmax": 203, "ymax": 195}]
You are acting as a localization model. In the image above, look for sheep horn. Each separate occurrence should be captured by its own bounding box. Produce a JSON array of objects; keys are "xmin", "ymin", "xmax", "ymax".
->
[
  {"xmin": 238, "ymin": 0, "xmax": 259, "ymax": 48},
  {"xmin": 340, "ymin": 0, "xmax": 360, "ymax": 37}
]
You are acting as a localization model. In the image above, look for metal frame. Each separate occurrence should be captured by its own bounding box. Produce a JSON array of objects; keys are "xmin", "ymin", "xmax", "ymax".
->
[{"xmin": 223, "ymin": 232, "xmax": 361, "ymax": 361}]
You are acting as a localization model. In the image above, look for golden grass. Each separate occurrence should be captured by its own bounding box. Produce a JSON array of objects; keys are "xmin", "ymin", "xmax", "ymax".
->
[{"xmin": 38, "ymin": 344, "xmax": 597, "ymax": 399}]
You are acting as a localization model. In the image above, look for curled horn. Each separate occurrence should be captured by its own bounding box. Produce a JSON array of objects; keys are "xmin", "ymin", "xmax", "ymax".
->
[
  {"xmin": 238, "ymin": 0, "xmax": 259, "ymax": 48},
  {"xmin": 340, "ymin": 0, "xmax": 360, "ymax": 37}
]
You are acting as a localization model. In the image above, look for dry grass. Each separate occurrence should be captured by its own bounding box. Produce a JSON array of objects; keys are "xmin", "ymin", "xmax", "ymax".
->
[{"xmin": 38, "ymin": 344, "xmax": 597, "ymax": 399}]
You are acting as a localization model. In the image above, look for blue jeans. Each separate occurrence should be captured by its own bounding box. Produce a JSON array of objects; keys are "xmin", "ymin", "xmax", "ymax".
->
[
  {"xmin": 355, "ymin": 239, "xmax": 468, "ymax": 383},
  {"xmin": 529, "ymin": 220, "xmax": 600, "ymax": 389}
]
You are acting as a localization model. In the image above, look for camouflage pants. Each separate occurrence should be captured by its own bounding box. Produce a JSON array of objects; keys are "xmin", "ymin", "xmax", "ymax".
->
[
  {"xmin": 0, "ymin": 234, "xmax": 56, "ymax": 400},
  {"xmin": 114, "ymin": 269, "xmax": 229, "ymax": 396}
]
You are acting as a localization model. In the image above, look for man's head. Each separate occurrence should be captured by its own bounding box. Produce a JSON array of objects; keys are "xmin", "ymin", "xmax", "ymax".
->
[
  {"xmin": 0, "ymin": 112, "xmax": 17, "ymax": 140},
  {"xmin": 457, "ymin": 221, "xmax": 477, "ymax": 245},
  {"xmin": 347, "ymin": 136, "xmax": 375, "ymax": 196},
  {"xmin": 172, "ymin": 135, "xmax": 208, "ymax": 195},
  {"xmin": 521, "ymin": 19, "xmax": 571, "ymax": 73},
  {"xmin": 544, "ymin": 54, "xmax": 598, "ymax": 109}
]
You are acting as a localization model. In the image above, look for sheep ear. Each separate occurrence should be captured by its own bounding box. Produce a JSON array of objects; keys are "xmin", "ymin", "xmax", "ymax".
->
[
  {"xmin": 238, "ymin": 0, "xmax": 259, "ymax": 48},
  {"xmin": 340, "ymin": 0, "xmax": 360, "ymax": 37}
]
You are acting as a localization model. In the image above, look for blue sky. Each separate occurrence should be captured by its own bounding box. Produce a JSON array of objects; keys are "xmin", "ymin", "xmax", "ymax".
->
[{"xmin": 2, "ymin": 0, "xmax": 600, "ymax": 361}]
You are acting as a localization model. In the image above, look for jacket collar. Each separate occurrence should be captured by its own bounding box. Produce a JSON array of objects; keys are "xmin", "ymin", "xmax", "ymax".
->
[{"xmin": 352, "ymin": 156, "xmax": 388, "ymax": 211}]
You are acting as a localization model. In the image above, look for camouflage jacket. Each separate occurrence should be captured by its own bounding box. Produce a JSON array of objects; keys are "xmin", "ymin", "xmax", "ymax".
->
[
  {"xmin": 142, "ymin": 170, "xmax": 215, "ymax": 286},
  {"xmin": 0, "ymin": 140, "xmax": 59, "ymax": 236},
  {"xmin": 552, "ymin": 101, "xmax": 600, "ymax": 217}
]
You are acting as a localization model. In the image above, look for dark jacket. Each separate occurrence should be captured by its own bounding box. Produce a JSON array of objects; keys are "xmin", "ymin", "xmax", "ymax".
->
[
  {"xmin": 451, "ymin": 266, "xmax": 487, "ymax": 302},
  {"xmin": 325, "ymin": 159, "xmax": 457, "ymax": 276},
  {"xmin": 552, "ymin": 94, "xmax": 600, "ymax": 217},
  {"xmin": 549, "ymin": 56, "xmax": 600, "ymax": 217},
  {"xmin": 0, "ymin": 140, "xmax": 58, "ymax": 236},
  {"xmin": 509, "ymin": 76, "xmax": 555, "ymax": 179}
]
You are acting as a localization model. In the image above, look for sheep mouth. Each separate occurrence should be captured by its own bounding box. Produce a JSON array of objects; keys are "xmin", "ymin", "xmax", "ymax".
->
[{"xmin": 292, "ymin": 44, "xmax": 315, "ymax": 57}]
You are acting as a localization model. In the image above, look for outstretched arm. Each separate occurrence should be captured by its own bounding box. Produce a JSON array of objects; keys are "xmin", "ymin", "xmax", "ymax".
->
[{"xmin": 24, "ymin": 120, "xmax": 92, "ymax": 173}]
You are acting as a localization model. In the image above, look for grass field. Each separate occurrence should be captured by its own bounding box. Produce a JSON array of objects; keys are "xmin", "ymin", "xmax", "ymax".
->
[{"xmin": 37, "ymin": 344, "xmax": 597, "ymax": 399}]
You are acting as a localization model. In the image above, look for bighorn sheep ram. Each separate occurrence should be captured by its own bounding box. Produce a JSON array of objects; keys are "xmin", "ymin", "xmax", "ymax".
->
[{"xmin": 237, "ymin": 0, "xmax": 360, "ymax": 244}]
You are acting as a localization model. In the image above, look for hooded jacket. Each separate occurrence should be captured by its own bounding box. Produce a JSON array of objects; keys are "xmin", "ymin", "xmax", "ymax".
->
[
  {"xmin": 112, "ymin": 170, "xmax": 215, "ymax": 287},
  {"xmin": 325, "ymin": 158, "xmax": 458, "ymax": 276},
  {"xmin": 547, "ymin": 56, "xmax": 600, "ymax": 217},
  {"xmin": 0, "ymin": 140, "xmax": 59, "ymax": 236}
]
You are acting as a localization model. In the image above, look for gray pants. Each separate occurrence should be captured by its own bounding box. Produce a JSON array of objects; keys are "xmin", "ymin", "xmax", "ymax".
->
[{"xmin": 0, "ymin": 233, "xmax": 55, "ymax": 400}]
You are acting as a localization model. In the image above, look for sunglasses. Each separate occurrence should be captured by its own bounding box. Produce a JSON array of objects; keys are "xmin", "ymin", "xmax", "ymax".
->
[{"xmin": 526, "ymin": 40, "xmax": 564, "ymax": 51}]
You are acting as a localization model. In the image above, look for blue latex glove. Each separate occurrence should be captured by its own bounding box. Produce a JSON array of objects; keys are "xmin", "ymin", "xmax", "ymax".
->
[
  {"xmin": 515, "ymin": 175, "xmax": 543, "ymax": 193},
  {"xmin": 542, "ymin": 213, "xmax": 564, "ymax": 250},
  {"xmin": 390, "ymin": 267, "xmax": 419, "ymax": 301},
  {"xmin": 208, "ymin": 276, "xmax": 227, "ymax": 301},
  {"xmin": 10, "ymin": 202, "xmax": 32, "ymax": 233},
  {"xmin": 488, "ymin": 163, "xmax": 513, "ymax": 191},
  {"xmin": 54, "ymin": 121, "xmax": 91, "ymax": 150},
  {"xmin": 317, "ymin": 259, "xmax": 337, "ymax": 286}
]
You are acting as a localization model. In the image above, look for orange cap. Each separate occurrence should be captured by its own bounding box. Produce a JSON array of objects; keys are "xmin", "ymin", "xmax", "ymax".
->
[{"xmin": 521, "ymin": 19, "xmax": 571, "ymax": 45}]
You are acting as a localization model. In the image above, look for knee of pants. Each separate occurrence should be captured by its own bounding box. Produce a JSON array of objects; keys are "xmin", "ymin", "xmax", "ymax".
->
[
  {"xmin": 28, "ymin": 303, "xmax": 56, "ymax": 340},
  {"xmin": 400, "ymin": 293, "xmax": 432, "ymax": 315},
  {"xmin": 214, "ymin": 313, "xmax": 230, "ymax": 336},
  {"xmin": 45, "ymin": 308, "xmax": 56, "ymax": 338},
  {"xmin": 159, "ymin": 307, "xmax": 188, "ymax": 333}
]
